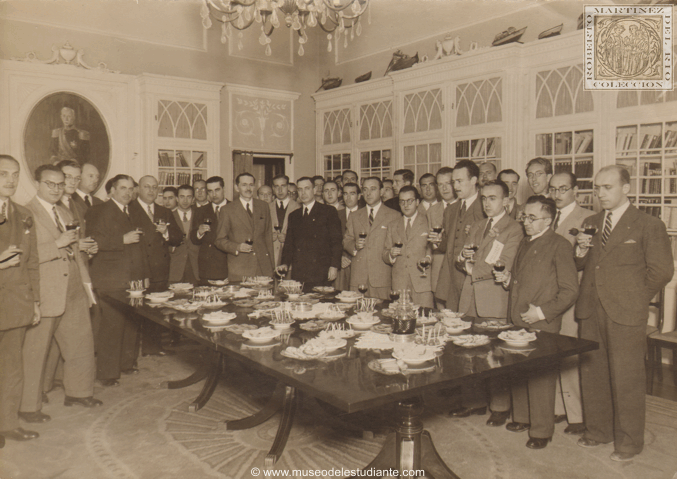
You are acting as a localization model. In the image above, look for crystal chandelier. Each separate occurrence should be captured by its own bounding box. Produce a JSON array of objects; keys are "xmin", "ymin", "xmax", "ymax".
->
[{"xmin": 200, "ymin": 0, "xmax": 370, "ymax": 57}]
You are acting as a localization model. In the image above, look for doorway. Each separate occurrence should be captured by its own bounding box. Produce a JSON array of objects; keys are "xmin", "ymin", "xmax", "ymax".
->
[{"xmin": 232, "ymin": 151, "xmax": 290, "ymax": 193}]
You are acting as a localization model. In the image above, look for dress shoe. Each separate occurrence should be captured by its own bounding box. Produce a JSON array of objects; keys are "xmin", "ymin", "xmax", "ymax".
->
[
  {"xmin": 506, "ymin": 422, "xmax": 530, "ymax": 433},
  {"xmin": 122, "ymin": 368, "xmax": 140, "ymax": 375},
  {"xmin": 0, "ymin": 427, "xmax": 39, "ymax": 441},
  {"xmin": 449, "ymin": 406, "xmax": 486, "ymax": 418},
  {"xmin": 18, "ymin": 411, "xmax": 51, "ymax": 423},
  {"xmin": 578, "ymin": 437, "xmax": 608, "ymax": 448},
  {"xmin": 526, "ymin": 437, "xmax": 552, "ymax": 449},
  {"xmin": 564, "ymin": 423, "xmax": 586, "ymax": 435},
  {"xmin": 554, "ymin": 414, "xmax": 567, "ymax": 424},
  {"xmin": 99, "ymin": 379, "xmax": 119, "ymax": 387},
  {"xmin": 486, "ymin": 410, "xmax": 511, "ymax": 427},
  {"xmin": 610, "ymin": 451, "xmax": 636, "ymax": 462},
  {"xmin": 64, "ymin": 396, "xmax": 103, "ymax": 408}
]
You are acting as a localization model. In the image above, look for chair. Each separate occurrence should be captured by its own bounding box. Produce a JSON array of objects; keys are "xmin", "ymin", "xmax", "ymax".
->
[{"xmin": 646, "ymin": 288, "xmax": 677, "ymax": 394}]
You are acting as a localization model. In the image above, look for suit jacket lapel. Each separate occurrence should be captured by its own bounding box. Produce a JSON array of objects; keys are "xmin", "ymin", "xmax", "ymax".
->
[
  {"xmin": 235, "ymin": 200, "xmax": 253, "ymax": 234},
  {"xmin": 599, "ymin": 205, "xmax": 639, "ymax": 260},
  {"xmin": 412, "ymin": 213, "xmax": 428, "ymax": 239},
  {"xmin": 30, "ymin": 197, "xmax": 62, "ymax": 241}
]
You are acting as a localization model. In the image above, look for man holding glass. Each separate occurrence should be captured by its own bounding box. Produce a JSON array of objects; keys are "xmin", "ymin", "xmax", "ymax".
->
[
  {"xmin": 575, "ymin": 165, "xmax": 673, "ymax": 461},
  {"xmin": 190, "ymin": 176, "xmax": 229, "ymax": 282},
  {"xmin": 382, "ymin": 186, "xmax": 433, "ymax": 308}
]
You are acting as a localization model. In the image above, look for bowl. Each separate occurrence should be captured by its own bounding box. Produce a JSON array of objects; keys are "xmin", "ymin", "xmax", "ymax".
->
[
  {"xmin": 270, "ymin": 321, "xmax": 295, "ymax": 330},
  {"xmin": 126, "ymin": 289, "xmax": 146, "ymax": 298},
  {"xmin": 501, "ymin": 339, "xmax": 531, "ymax": 347},
  {"xmin": 242, "ymin": 327, "xmax": 281, "ymax": 344},
  {"xmin": 392, "ymin": 347, "xmax": 436, "ymax": 366},
  {"xmin": 346, "ymin": 315, "xmax": 379, "ymax": 331},
  {"xmin": 287, "ymin": 293, "xmax": 300, "ymax": 300}
]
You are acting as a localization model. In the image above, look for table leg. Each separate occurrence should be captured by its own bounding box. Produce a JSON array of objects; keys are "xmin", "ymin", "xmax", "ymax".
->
[
  {"xmin": 225, "ymin": 383, "xmax": 286, "ymax": 430},
  {"xmin": 187, "ymin": 353, "xmax": 221, "ymax": 413},
  {"xmin": 166, "ymin": 369, "xmax": 208, "ymax": 390},
  {"xmin": 264, "ymin": 386, "xmax": 297, "ymax": 467},
  {"xmin": 351, "ymin": 397, "xmax": 459, "ymax": 479}
]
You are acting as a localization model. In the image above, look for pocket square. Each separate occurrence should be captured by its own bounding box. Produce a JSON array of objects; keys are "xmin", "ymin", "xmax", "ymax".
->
[
  {"xmin": 420, "ymin": 232, "xmax": 428, "ymax": 236},
  {"xmin": 624, "ymin": 239, "xmax": 637, "ymax": 244},
  {"xmin": 381, "ymin": 225, "xmax": 387, "ymax": 229}
]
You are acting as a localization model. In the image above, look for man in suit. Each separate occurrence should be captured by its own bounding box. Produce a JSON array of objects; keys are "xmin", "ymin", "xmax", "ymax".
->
[
  {"xmin": 169, "ymin": 185, "xmax": 200, "ymax": 284},
  {"xmin": 278, "ymin": 177, "xmax": 342, "ymax": 290},
  {"xmin": 526, "ymin": 157, "xmax": 552, "ymax": 197},
  {"xmin": 479, "ymin": 162, "xmax": 497, "ymax": 187},
  {"xmin": 192, "ymin": 179, "xmax": 209, "ymax": 208},
  {"xmin": 313, "ymin": 176, "xmax": 325, "ymax": 204},
  {"xmin": 322, "ymin": 180, "xmax": 342, "ymax": 210},
  {"xmin": 344, "ymin": 177, "xmax": 401, "ymax": 300},
  {"xmin": 215, "ymin": 173, "xmax": 274, "ymax": 281},
  {"xmin": 288, "ymin": 183, "xmax": 298, "ymax": 203},
  {"xmin": 426, "ymin": 167, "xmax": 456, "ymax": 304},
  {"xmin": 494, "ymin": 196, "xmax": 579, "ymax": 450},
  {"xmin": 431, "ymin": 160, "xmax": 486, "ymax": 310},
  {"xmin": 20, "ymin": 165, "xmax": 101, "ymax": 423},
  {"xmin": 0, "ymin": 155, "xmax": 41, "ymax": 444},
  {"xmin": 383, "ymin": 186, "xmax": 433, "ymax": 307},
  {"xmin": 335, "ymin": 182, "xmax": 360, "ymax": 291},
  {"xmin": 270, "ymin": 175, "xmax": 299, "ymax": 266},
  {"xmin": 498, "ymin": 169, "xmax": 522, "ymax": 219},
  {"xmin": 190, "ymin": 176, "xmax": 229, "ymax": 283},
  {"xmin": 71, "ymin": 163, "xmax": 103, "ymax": 220},
  {"xmin": 549, "ymin": 172, "xmax": 595, "ymax": 435},
  {"xmin": 384, "ymin": 169, "xmax": 414, "ymax": 213},
  {"xmin": 342, "ymin": 170, "xmax": 366, "ymax": 208},
  {"xmin": 381, "ymin": 179, "xmax": 395, "ymax": 203},
  {"xmin": 257, "ymin": 185, "xmax": 274, "ymax": 204},
  {"xmin": 162, "ymin": 187, "xmax": 178, "ymax": 211},
  {"xmin": 452, "ymin": 180, "xmax": 524, "ymax": 423},
  {"xmin": 418, "ymin": 173, "xmax": 438, "ymax": 213},
  {"xmin": 575, "ymin": 166, "xmax": 673, "ymax": 461},
  {"xmin": 129, "ymin": 175, "xmax": 182, "ymax": 358},
  {"xmin": 85, "ymin": 174, "xmax": 149, "ymax": 386}
]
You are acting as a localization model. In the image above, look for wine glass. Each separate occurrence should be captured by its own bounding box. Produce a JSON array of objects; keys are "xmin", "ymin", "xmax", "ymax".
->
[
  {"xmin": 273, "ymin": 225, "xmax": 282, "ymax": 233},
  {"xmin": 204, "ymin": 218, "xmax": 213, "ymax": 227},
  {"xmin": 464, "ymin": 243, "xmax": 479, "ymax": 263},
  {"xmin": 432, "ymin": 225, "xmax": 443, "ymax": 234},
  {"xmin": 584, "ymin": 225, "xmax": 598, "ymax": 236},
  {"xmin": 390, "ymin": 289, "xmax": 400, "ymax": 303},
  {"xmin": 419, "ymin": 258, "xmax": 431, "ymax": 277},
  {"xmin": 493, "ymin": 260, "xmax": 505, "ymax": 273},
  {"xmin": 245, "ymin": 238, "xmax": 254, "ymax": 246},
  {"xmin": 358, "ymin": 284, "xmax": 368, "ymax": 296},
  {"xmin": 65, "ymin": 220, "xmax": 80, "ymax": 231}
]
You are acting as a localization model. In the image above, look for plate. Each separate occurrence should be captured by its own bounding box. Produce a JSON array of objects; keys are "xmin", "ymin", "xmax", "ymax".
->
[
  {"xmin": 270, "ymin": 321, "xmax": 295, "ymax": 331},
  {"xmin": 146, "ymin": 295, "xmax": 173, "ymax": 304},
  {"xmin": 223, "ymin": 324, "xmax": 258, "ymax": 334},
  {"xmin": 242, "ymin": 327, "xmax": 281, "ymax": 343},
  {"xmin": 451, "ymin": 334, "xmax": 491, "ymax": 348},
  {"xmin": 126, "ymin": 289, "xmax": 146, "ymax": 297},
  {"xmin": 313, "ymin": 286, "xmax": 336, "ymax": 294},
  {"xmin": 208, "ymin": 280, "xmax": 229, "ymax": 286},
  {"xmin": 473, "ymin": 321, "xmax": 512, "ymax": 332},
  {"xmin": 371, "ymin": 324, "xmax": 393, "ymax": 334},
  {"xmin": 336, "ymin": 293, "xmax": 362, "ymax": 303},
  {"xmin": 392, "ymin": 347, "xmax": 436, "ymax": 365},
  {"xmin": 254, "ymin": 301, "xmax": 282, "ymax": 311},
  {"xmin": 169, "ymin": 283, "xmax": 193, "ymax": 291},
  {"xmin": 242, "ymin": 340, "xmax": 281, "ymax": 349},
  {"xmin": 368, "ymin": 359, "xmax": 436, "ymax": 375},
  {"xmin": 346, "ymin": 316, "xmax": 380, "ymax": 330},
  {"xmin": 202, "ymin": 312, "xmax": 237, "ymax": 325},
  {"xmin": 416, "ymin": 315, "xmax": 438, "ymax": 326},
  {"xmin": 300, "ymin": 320, "xmax": 327, "ymax": 332},
  {"xmin": 498, "ymin": 329, "xmax": 537, "ymax": 347},
  {"xmin": 316, "ymin": 311, "xmax": 346, "ymax": 322}
]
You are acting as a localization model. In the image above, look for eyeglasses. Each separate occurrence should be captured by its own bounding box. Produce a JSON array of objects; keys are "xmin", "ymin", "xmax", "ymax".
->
[
  {"xmin": 41, "ymin": 180, "xmax": 66, "ymax": 190},
  {"xmin": 527, "ymin": 171, "xmax": 546, "ymax": 180},
  {"xmin": 398, "ymin": 198, "xmax": 417, "ymax": 206},
  {"xmin": 548, "ymin": 186, "xmax": 572, "ymax": 195},
  {"xmin": 64, "ymin": 175, "xmax": 81, "ymax": 182},
  {"xmin": 518, "ymin": 214, "xmax": 549, "ymax": 223}
]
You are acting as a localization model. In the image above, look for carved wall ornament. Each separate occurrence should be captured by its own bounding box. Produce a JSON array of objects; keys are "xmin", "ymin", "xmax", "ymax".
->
[
  {"xmin": 234, "ymin": 97, "xmax": 290, "ymax": 147},
  {"xmin": 11, "ymin": 42, "xmax": 120, "ymax": 74}
]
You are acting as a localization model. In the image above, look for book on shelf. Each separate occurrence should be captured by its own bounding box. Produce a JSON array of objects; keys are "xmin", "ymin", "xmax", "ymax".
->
[
  {"xmin": 176, "ymin": 151, "xmax": 189, "ymax": 167},
  {"xmin": 574, "ymin": 158, "xmax": 594, "ymax": 179},
  {"xmin": 554, "ymin": 160, "xmax": 572, "ymax": 174},
  {"xmin": 554, "ymin": 135, "xmax": 571, "ymax": 155},
  {"xmin": 487, "ymin": 138, "xmax": 496, "ymax": 157},
  {"xmin": 158, "ymin": 151, "xmax": 171, "ymax": 167},
  {"xmin": 665, "ymin": 130, "xmax": 677, "ymax": 149},
  {"xmin": 616, "ymin": 132, "xmax": 636, "ymax": 151},
  {"xmin": 471, "ymin": 139, "xmax": 485, "ymax": 157},
  {"xmin": 194, "ymin": 153, "xmax": 205, "ymax": 168},
  {"xmin": 576, "ymin": 133, "xmax": 593, "ymax": 154},
  {"xmin": 616, "ymin": 160, "xmax": 637, "ymax": 177},
  {"xmin": 537, "ymin": 135, "xmax": 552, "ymax": 156},
  {"xmin": 640, "ymin": 134, "xmax": 662, "ymax": 150},
  {"xmin": 456, "ymin": 141, "xmax": 469, "ymax": 158}
]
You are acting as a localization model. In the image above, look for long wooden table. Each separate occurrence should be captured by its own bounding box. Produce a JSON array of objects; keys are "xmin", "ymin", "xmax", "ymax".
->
[{"xmin": 102, "ymin": 288, "xmax": 597, "ymax": 478}]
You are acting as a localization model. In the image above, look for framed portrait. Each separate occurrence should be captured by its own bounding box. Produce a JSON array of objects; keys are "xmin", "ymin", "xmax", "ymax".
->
[{"xmin": 23, "ymin": 92, "xmax": 110, "ymax": 180}]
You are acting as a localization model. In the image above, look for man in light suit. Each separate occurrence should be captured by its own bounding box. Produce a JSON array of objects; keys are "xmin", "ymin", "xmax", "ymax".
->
[
  {"xmin": 549, "ymin": 172, "xmax": 595, "ymax": 435},
  {"xmin": 169, "ymin": 185, "xmax": 200, "ymax": 284},
  {"xmin": 215, "ymin": 173, "xmax": 274, "ymax": 281},
  {"xmin": 495, "ymin": 196, "xmax": 579, "ymax": 450},
  {"xmin": 0, "ymin": 155, "xmax": 41, "ymax": 444},
  {"xmin": 426, "ymin": 167, "xmax": 456, "ymax": 303},
  {"xmin": 278, "ymin": 177, "xmax": 342, "ymax": 290},
  {"xmin": 498, "ymin": 169, "xmax": 522, "ymax": 220},
  {"xmin": 270, "ymin": 175, "xmax": 299, "ymax": 266},
  {"xmin": 21, "ymin": 165, "xmax": 101, "ymax": 423},
  {"xmin": 85, "ymin": 175, "xmax": 149, "ymax": 386},
  {"xmin": 431, "ymin": 160, "xmax": 486, "ymax": 310},
  {"xmin": 190, "ymin": 176, "xmax": 229, "ymax": 283},
  {"xmin": 452, "ymin": 180, "xmax": 524, "ymax": 423},
  {"xmin": 344, "ymin": 177, "xmax": 401, "ymax": 300},
  {"xmin": 383, "ymin": 186, "xmax": 433, "ymax": 307},
  {"xmin": 575, "ymin": 166, "xmax": 673, "ymax": 461},
  {"xmin": 335, "ymin": 182, "xmax": 360, "ymax": 291}
]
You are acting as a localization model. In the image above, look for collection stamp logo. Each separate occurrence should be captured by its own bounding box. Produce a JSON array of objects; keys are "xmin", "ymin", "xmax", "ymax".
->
[{"xmin": 584, "ymin": 5, "xmax": 673, "ymax": 90}]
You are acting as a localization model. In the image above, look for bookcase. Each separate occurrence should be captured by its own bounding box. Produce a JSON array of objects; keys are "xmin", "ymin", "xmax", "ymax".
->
[{"xmin": 455, "ymin": 137, "xmax": 501, "ymax": 172}]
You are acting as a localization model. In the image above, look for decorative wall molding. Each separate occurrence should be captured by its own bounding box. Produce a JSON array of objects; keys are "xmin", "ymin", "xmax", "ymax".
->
[{"xmin": 11, "ymin": 42, "xmax": 120, "ymax": 74}]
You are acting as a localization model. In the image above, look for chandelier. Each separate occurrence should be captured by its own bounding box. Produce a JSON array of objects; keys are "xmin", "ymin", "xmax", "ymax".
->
[{"xmin": 200, "ymin": 0, "xmax": 370, "ymax": 57}]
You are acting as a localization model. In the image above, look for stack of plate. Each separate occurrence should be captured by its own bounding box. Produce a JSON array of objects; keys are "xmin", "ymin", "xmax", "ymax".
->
[{"xmin": 202, "ymin": 311, "xmax": 237, "ymax": 325}]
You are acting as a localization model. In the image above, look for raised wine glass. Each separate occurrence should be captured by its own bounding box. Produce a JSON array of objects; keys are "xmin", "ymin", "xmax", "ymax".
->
[
  {"xmin": 204, "ymin": 218, "xmax": 213, "ymax": 226},
  {"xmin": 584, "ymin": 225, "xmax": 598, "ymax": 236},
  {"xmin": 419, "ymin": 258, "xmax": 431, "ymax": 277},
  {"xmin": 245, "ymin": 238, "xmax": 254, "ymax": 246},
  {"xmin": 390, "ymin": 289, "xmax": 400, "ymax": 303},
  {"xmin": 65, "ymin": 220, "xmax": 80, "ymax": 231},
  {"xmin": 394, "ymin": 241, "xmax": 403, "ymax": 248},
  {"xmin": 493, "ymin": 260, "xmax": 505, "ymax": 273},
  {"xmin": 273, "ymin": 225, "xmax": 282, "ymax": 233},
  {"xmin": 358, "ymin": 283, "xmax": 368, "ymax": 296},
  {"xmin": 464, "ymin": 243, "xmax": 479, "ymax": 263},
  {"xmin": 432, "ymin": 225, "xmax": 443, "ymax": 234}
]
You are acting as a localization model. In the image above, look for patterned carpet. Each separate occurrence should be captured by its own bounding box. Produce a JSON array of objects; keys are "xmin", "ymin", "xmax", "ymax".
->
[{"xmin": 2, "ymin": 347, "xmax": 677, "ymax": 479}]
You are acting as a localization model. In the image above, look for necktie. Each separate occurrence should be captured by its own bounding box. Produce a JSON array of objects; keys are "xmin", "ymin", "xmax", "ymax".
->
[
  {"xmin": 147, "ymin": 204, "xmax": 154, "ymax": 221},
  {"xmin": 405, "ymin": 218, "xmax": 412, "ymax": 238},
  {"xmin": 183, "ymin": 212, "xmax": 188, "ymax": 222},
  {"xmin": 553, "ymin": 210, "xmax": 561, "ymax": 231},
  {"xmin": 278, "ymin": 201, "xmax": 283, "ymax": 210},
  {"xmin": 214, "ymin": 205, "xmax": 220, "ymax": 216},
  {"xmin": 246, "ymin": 203, "xmax": 252, "ymax": 217},
  {"xmin": 368, "ymin": 208, "xmax": 374, "ymax": 227},
  {"xmin": 84, "ymin": 195, "xmax": 91, "ymax": 208},
  {"xmin": 483, "ymin": 218, "xmax": 493, "ymax": 239},
  {"xmin": 0, "ymin": 201, "xmax": 6, "ymax": 224},
  {"xmin": 303, "ymin": 206, "xmax": 309, "ymax": 217},
  {"xmin": 52, "ymin": 206, "xmax": 64, "ymax": 233},
  {"xmin": 459, "ymin": 201, "xmax": 467, "ymax": 217},
  {"xmin": 602, "ymin": 212, "xmax": 613, "ymax": 246},
  {"xmin": 124, "ymin": 205, "xmax": 129, "ymax": 217}
]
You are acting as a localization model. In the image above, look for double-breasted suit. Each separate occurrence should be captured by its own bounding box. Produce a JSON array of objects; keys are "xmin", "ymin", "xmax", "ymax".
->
[
  {"xmin": 382, "ymin": 213, "xmax": 433, "ymax": 307},
  {"xmin": 576, "ymin": 204, "xmax": 673, "ymax": 454},
  {"xmin": 435, "ymin": 196, "xmax": 485, "ymax": 309},
  {"xmin": 169, "ymin": 207, "xmax": 200, "ymax": 283},
  {"xmin": 458, "ymin": 214, "xmax": 523, "ymax": 320},
  {"xmin": 21, "ymin": 198, "xmax": 95, "ymax": 413},
  {"xmin": 190, "ymin": 203, "xmax": 228, "ymax": 282},
  {"xmin": 281, "ymin": 202, "xmax": 342, "ymax": 288},
  {"xmin": 508, "ymin": 227, "xmax": 579, "ymax": 440},
  {"xmin": 0, "ymin": 200, "xmax": 39, "ymax": 432},
  {"xmin": 215, "ymin": 199, "xmax": 274, "ymax": 281},
  {"xmin": 269, "ymin": 198, "xmax": 299, "ymax": 266},
  {"xmin": 344, "ymin": 204, "xmax": 401, "ymax": 299},
  {"xmin": 85, "ymin": 200, "xmax": 149, "ymax": 380}
]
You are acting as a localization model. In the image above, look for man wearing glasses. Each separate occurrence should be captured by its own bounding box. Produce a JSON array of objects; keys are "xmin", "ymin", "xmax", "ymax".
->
[
  {"xmin": 548, "ymin": 172, "xmax": 594, "ymax": 435},
  {"xmin": 526, "ymin": 158, "xmax": 553, "ymax": 197},
  {"xmin": 494, "ymin": 196, "xmax": 578, "ymax": 449}
]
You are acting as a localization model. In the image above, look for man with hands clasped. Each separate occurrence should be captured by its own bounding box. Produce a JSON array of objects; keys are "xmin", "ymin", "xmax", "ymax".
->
[
  {"xmin": 494, "ymin": 195, "xmax": 578, "ymax": 450},
  {"xmin": 382, "ymin": 186, "xmax": 433, "ymax": 308}
]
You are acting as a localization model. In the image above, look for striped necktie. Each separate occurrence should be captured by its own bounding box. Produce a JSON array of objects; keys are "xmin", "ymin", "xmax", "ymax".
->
[
  {"xmin": 483, "ymin": 218, "xmax": 493, "ymax": 239},
  {"xmin": 0, "ymin": 201, "xmax": 6, "ymax": 224},
  {"xmin": 601, "ymin": 212, "xmax": 613, "ymax": 246},
  {"xmin": 368, "ymin": 208, "xmax": 374, "ymax": 227}
]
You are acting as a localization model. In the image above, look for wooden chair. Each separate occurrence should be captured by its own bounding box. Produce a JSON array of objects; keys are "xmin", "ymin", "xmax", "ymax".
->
[{"xmin": 646, "ymin": 288, "xmax": 677, "ymax": 394}]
